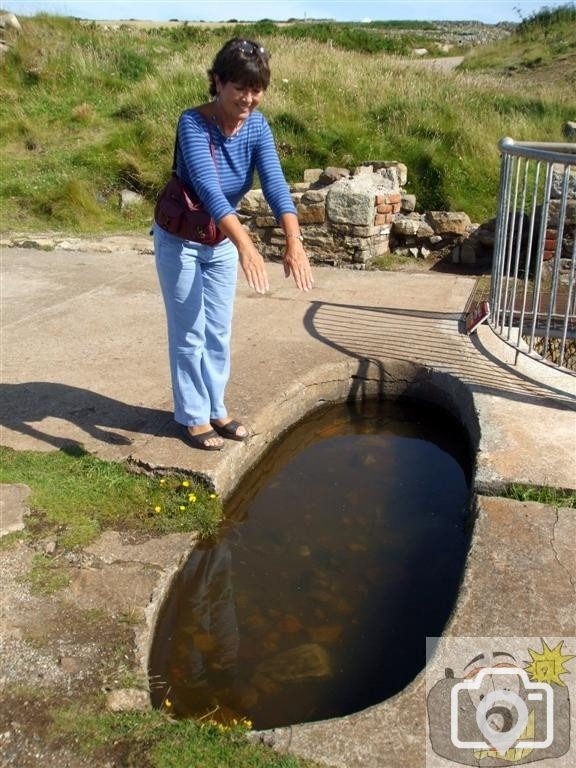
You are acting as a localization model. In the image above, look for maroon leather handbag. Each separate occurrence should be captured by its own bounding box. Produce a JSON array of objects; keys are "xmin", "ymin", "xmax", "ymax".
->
[{"xmin": 154, "ymin": 118, "xmax": 226, "ymax": 246}]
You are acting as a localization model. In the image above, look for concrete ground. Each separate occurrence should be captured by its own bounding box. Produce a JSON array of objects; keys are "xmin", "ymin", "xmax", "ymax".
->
[{"xmin": 1, "ymin": 235, "xmax": 575, "ymax": 767}]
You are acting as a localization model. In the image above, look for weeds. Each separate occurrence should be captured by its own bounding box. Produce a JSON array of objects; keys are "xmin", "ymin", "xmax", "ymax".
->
[
  {"xmin": 0, "ymin": 445, "xmax": 223, "ymax": 549},
  {"xmin": 50, "ymin": 704, "xmax": 319, "ymax": 767},
  {"xmin": 20, "ymin": 553, "xmax": 71, "ymax": 595},
  {"xmin": 502, "ymin": 484, "xmax": 576, "ymax": 508}
]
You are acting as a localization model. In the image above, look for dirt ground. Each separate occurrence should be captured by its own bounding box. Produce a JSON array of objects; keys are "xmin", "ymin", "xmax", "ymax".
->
[{"xmin": 0, "ymin": 538, "xmax": 140, "ymax": 767}]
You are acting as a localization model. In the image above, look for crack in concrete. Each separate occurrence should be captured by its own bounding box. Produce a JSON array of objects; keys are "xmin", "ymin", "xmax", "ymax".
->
[{"xmin": 550, "ymin": 507, "xmax": 576, "ymax": 593}]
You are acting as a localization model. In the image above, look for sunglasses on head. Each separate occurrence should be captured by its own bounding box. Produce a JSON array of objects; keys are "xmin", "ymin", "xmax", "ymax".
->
[{"xmin": 232, "ymin": 40, "xmax": 268, "ymax": 59}]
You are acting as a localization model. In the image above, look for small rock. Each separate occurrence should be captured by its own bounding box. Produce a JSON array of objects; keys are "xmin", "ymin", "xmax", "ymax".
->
[
  {"xmin": 319, "ymin": 167, "xmax": 350, "ymax": 185},
  {"xmin": 0, "ymin": 484, "xmax": 31, "ymax": 537},
  {"xmin": 401, "ymin": 194, "xmax": 416, "ymax": 212},
  {"xmin": 477, "ymin": 228, "xmax": 495, "ymax": 247},
  {"xmin": 392, "ymin": 218, "xmax": 421, "ymax": 237},
  {"xmin": 106, "ymin": 688, "xmax": 150, "ymax": 712},
  {"xmin": 426, "ymin": 210, "xmax": 472, "ymax": 236},
  {"xmin": 460, "ymin": 243, "xmax": 477, "ymax": 264},
  {"xmin": 303, "ymin": 168, "xmax": 323, "ymax": 183},
  {"xmin": 563, "ymin": 121, "xmax": 576, "ymax": 140},
  {"xmin": 416, "ymin": 222, "xmax": 435, "ymax": 238},
  {"xmin": 120, "ymin": 189, "xmax": 144, "ymax": 210},
  {"xmin": 253, "ymin": 643, "xmax": 331, "ymax": 684},
  {"xmin": 0, "ymin": 12, "xmax": 22, "ymax": 31}
]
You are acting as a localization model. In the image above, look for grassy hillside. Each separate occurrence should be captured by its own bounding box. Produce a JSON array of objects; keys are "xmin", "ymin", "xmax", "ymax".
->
[
  {"xmin": 0, "ymin": 10, "xmax": 573, "ymax": 235},
  {"xmin": 460, "ymin": 3, "xmax": 576, "ymax": 84}
]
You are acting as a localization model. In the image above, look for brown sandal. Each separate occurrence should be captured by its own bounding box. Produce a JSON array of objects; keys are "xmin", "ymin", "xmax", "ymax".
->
[
  {"xmin": 183, "ymin": 427, "xmax": 224, "ymax": 451},
  {"xmin": 210, "ymin": 419, "xmax": 248, "ymax": 442}
]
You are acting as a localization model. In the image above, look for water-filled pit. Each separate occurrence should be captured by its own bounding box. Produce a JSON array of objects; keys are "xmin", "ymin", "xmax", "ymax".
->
[{"xmin": 149, "ymin": 397, "xmax": 473, "ymax": 729}]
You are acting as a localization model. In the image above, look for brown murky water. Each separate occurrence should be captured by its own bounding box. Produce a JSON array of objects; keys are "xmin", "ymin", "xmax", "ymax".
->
[{"xmin": 149, "ymin": 398, "xmax": 472, "ymax": 729}]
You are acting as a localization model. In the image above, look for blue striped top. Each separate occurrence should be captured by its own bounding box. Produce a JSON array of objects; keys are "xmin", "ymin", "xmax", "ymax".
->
[{"xmin": 176, "ymin": 109, "xmax": 297, "ymax": 224}]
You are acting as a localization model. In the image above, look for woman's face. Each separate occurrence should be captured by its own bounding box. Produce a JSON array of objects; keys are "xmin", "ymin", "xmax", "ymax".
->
[{"xmin": 216, "ymin": 77, "xmax": 264, "ymax": 121}]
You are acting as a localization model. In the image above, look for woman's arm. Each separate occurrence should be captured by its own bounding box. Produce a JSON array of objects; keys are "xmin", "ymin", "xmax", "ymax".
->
[
  {"xmin": 177, "ymin": 111, "xmax": 235, "ymax": 222},
  {"xmin": 255, "ymin": 119, "xmax": 313, "ymax": 291},
  {"xmin": 280, "ymin": 212, "xmax": 314, "ymax": 292}
]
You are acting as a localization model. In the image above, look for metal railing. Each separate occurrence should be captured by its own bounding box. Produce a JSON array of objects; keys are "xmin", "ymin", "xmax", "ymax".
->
[{"xmin": 489, "ymin": 137, "xmax": 576, "ymax": 373}]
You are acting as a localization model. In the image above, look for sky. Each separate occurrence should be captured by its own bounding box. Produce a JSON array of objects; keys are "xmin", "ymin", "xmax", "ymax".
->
[{"xmin": 4, "ymin": 1, "xmax": 558, "ymax": 25}]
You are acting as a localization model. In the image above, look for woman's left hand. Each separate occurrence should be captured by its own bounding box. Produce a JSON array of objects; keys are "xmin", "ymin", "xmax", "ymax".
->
[{"xmin": 283, "ymin": 242, "xmax": 314, "ymax": 292}]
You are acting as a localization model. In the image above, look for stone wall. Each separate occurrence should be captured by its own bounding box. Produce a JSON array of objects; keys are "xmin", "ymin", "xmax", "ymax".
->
[
  {"xmin": 238, "ymin": 164, "xmax": 405, "ymax": 268},
  {"xmin": 240, "ymin": 159, "xmax": 575, "ymax": 270},
  {"xmin": 239, "ymin": 163, "xmax": 491, "ymax": 268}
]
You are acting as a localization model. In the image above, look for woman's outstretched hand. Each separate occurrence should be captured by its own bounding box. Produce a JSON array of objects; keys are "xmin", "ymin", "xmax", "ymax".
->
[
  {"xmin": 283, "ymin": 242, "xmax": 314, "ymax": 292},
  {"xmin": 238, "ymin": 245, "xmax": 270, "ymax": 294}
]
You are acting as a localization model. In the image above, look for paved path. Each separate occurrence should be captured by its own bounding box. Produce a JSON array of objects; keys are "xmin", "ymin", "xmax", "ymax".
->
[{"xmin": 1, "ymin": 239, "xmax": 574, "ymax": 493}]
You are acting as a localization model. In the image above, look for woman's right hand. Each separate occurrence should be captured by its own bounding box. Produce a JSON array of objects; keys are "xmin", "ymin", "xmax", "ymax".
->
[
  {"xmin": 238, "ymin": 244, "xmax": 270, "ymax": 294},
  {"xmin": 218, "ymin": 213, "xmax": 269, "ymax": 294}
]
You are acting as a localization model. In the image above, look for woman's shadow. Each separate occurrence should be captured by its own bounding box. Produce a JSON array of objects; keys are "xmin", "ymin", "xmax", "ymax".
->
[{"xmin": 0, "ymin": 381, "xmax": 174, "ymax": 450}]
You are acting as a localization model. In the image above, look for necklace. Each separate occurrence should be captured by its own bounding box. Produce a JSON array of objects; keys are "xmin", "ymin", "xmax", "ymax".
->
[{"xmin": 211, "ymin": 106, "xmax": 243, "ymax": 138}]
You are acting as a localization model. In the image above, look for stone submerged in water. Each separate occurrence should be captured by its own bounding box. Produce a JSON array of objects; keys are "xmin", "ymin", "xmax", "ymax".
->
[{"xmin": 252, "ymin": 643, "xmax": 332, "ymax": 690}]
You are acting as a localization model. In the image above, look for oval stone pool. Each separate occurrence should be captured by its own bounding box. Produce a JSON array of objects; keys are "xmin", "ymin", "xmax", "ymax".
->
[{"xmin": 148, "ymin": 397, "xmax": 473, "ymax": 730}]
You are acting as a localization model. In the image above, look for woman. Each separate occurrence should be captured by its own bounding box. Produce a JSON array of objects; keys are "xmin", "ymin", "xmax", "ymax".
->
[{"xmin": 154, "ymin": 38, "xmax": 313, "ymax": 451}]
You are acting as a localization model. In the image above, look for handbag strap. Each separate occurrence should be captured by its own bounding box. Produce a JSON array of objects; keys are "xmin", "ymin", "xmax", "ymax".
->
[{"xmin": 171, "ymin": 113, "xmax": 217, "ymax": 176}]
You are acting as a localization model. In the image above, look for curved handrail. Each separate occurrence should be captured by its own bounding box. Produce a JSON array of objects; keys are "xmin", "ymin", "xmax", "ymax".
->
[{"xmin": 489, "ymin": 137, "xmax": 575, "ymax": 374}]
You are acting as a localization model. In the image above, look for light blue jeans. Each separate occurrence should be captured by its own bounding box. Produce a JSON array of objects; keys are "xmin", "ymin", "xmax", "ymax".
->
[{"xmin": 154, "ymin": 225, "xmax": 238, "ymax": 427}]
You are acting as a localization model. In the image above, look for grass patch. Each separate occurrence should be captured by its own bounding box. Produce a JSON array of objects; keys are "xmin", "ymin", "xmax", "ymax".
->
[
  {"xmin": 51, "ymin": 704, "xmax": 319, "ymax": 768},
  {"xmin": 460, "ymin": 3, "xmax": 576, "ymax": 79},
  {"xmin": 0, "ymin": 445, "xmax": 222, "ymax": 550},
  {"xmin": 0, "ymin": 529, "xmax": 25, "ymax": 550},
  {"xmin": 369, "ymin": 253, "xmax": 420, "ymax": 271},
  {"xmin": 20, "ymin": 552, "xmax": 71, "ymax": 595},
  {"xmin": 502, "ymin": 484, "xmax": 576, "ymax": 507}
]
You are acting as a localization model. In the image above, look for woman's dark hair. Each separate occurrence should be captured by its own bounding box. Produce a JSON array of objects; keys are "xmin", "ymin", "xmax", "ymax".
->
[{"xmin": 208, "ymin": 38, "xmax": 271, "ymax": 97}]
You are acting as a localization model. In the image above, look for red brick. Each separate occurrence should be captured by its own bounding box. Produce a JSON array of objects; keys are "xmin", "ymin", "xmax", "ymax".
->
[
  {"xmin": 374, "ymin": 213, "xmax": 394, "ymax": 225},
  {"xmin": 376, "ymin": 203, "xmax": 393, "ymax": 213},
  {"xmin": 392, "ymin": 203, "xmax": 401, "ymax": 213}
]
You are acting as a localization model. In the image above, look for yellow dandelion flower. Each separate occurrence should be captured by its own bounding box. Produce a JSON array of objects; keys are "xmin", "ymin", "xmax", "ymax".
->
[
  {"xmin": 182, "ymin": 480, "xmax": 190, "ymax": 487},
  {"xmin": 244, "ymin": 719, "xmax": 253, "ymax": 729},
  {"xmin": 179, "ymin": 505, "xmax": 186, "ymax": 511},
  {"xmin": 209, "ymin": 493, "xmax": 217, "ymax": 499},
  {"xmin": 159, "ymin": 478, "xmax": 166, "ymax": 485},
  {"xmin": 164, "ymin": 698, "xmax": 172, "ymax": 708},
  {"xmin": 154, "ymin": 506, "xmax": 162, "ymax": 513},
  {"xmin": 188, "ymin": 493, "xmax": 197, "ymax": 503}
]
